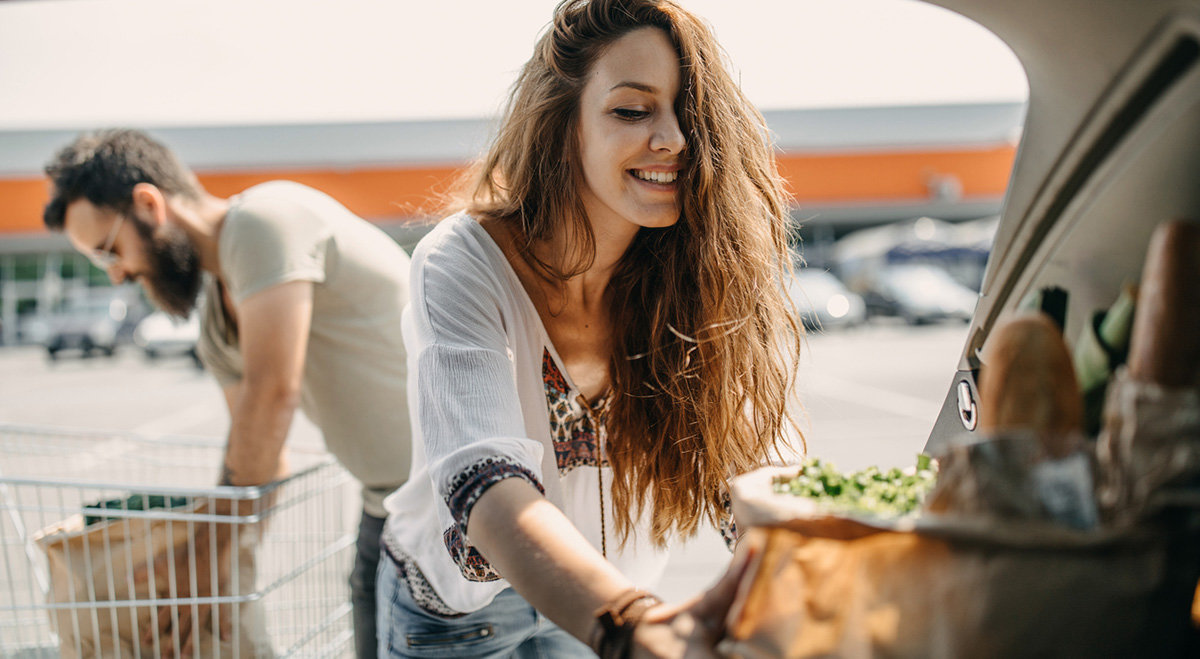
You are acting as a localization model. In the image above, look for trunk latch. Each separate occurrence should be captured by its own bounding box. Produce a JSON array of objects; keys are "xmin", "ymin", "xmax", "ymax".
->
[{"xmin": 957, "ymin": 380, "xmax": 978, "ymax": 431}]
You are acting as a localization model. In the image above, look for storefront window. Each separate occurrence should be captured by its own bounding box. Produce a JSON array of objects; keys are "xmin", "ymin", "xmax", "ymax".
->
[
  {"xmin": 12, "ymin": 254, "xmax": 41, "ymax": 282},
  {"xmin": 60, "ymin": 255, "xmax": 78, "ymax": 279},
  {"xmin": 88, "ymin": 263, "xmax": 110, "ymax": 286}
]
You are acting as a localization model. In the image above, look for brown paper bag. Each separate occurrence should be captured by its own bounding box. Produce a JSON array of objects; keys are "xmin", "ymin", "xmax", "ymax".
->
[
  {"xmin": 35, "ymin": 502, "xmax": 274, "ymax": 658},
  {"xmin": 722, "ymin": 521, "xmax": 1196, "ymax": 658},
  {"xmin": 723, "ymin": 459, "xmax": 1200, "ymax": 658}
]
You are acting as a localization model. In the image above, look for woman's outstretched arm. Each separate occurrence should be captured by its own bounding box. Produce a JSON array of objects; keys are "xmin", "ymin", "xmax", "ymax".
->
[
  {"xmin": 468, "ymin": 477, "xmax": 756, "ymax": 657},
  {"xmin": 468, "ymin": 478, "xmax": 632, "ymax": 640}
]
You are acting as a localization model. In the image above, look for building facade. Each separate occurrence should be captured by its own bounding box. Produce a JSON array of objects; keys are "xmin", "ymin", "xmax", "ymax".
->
[{"xmin": 0, "ymin": 103, "xmax": 1023, "ymax": 345}]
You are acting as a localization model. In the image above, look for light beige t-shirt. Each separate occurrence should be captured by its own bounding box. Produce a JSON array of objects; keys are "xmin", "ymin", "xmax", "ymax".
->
[{"xmin": 197, "ymin": 181, "xmax": 411, "ymax": 517}]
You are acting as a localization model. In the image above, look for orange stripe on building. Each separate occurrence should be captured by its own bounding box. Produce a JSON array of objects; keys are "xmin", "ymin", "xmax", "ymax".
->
[
  {"xmin": 778, "ymin": 144, "xmax": 1015, "ymax": 203},
  {"xmin": 199, "ymin": 166, "xmax": 463, "ymax": 219},
  {"xmin": 0, "ymin": 145, "xmax": 1015, "ymax": 235},
  {"xmin": 1, "ymin": 179, "xmax": 49, "ymax": 234}
]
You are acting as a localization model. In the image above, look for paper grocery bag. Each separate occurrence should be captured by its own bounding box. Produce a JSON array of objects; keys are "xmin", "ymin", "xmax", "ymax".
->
[
  {"xmin": 722, "ymin": 481, "xmax": 1200, "ymax": 658},
  {"xmin": 723, "ymin": 527, "xmax": 970, "ymax": 658},
  {"xmin": 34, "ymin": 501, "xmax": 274, "ymax": 658}
]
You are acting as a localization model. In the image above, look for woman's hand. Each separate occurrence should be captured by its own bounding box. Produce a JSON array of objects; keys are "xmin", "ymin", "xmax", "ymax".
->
[{"xmin": 631, "ymin": 536, "xmax": 759, "ymax": 658}]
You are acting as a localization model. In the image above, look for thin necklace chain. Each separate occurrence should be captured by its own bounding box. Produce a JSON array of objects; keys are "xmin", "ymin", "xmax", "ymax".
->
[
  {"xmin": 582, "ymin": 392, "xmax": 608, "ymax": 559},
  {"xmin": 599, "ymin": 461, "xmax": 607, "ymax": 558}
]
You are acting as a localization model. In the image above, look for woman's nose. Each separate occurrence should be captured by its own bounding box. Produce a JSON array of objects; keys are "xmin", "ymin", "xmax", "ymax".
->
[{"xmin": 651, "ymin": 112, "xmax": 686, "ymax": 155}]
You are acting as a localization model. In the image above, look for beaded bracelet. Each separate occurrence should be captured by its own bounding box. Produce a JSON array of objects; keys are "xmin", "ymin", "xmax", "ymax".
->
[{"xmin": 589, "ymin": 588, "xmax": 663, "ymax": 659}]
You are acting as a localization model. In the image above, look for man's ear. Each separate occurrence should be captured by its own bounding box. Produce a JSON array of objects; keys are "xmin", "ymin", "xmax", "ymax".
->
[{"xmin": 130, "ymin": 182, "xmax": 168, "ymax": 227}]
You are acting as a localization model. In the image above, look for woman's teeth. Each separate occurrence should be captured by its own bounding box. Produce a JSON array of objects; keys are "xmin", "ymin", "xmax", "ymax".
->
[{"xmin": 631, "ymin": 169, "xmax": 678, "ymax": 184}]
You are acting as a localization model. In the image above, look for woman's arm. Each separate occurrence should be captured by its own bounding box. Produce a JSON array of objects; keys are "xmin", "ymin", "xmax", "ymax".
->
[
  {"xmin": 467, "ymin": 478, "xmax": 632, "ymax": 640},
  {"xmin": 467, "ymin": 477, "xmax": 755, "ymax": 657}
]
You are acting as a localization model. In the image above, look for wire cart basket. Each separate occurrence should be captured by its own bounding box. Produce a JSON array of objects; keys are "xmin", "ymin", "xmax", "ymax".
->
[{"xmin": 0, "ymin": 425, "xmax": 358, "ymax": 658}]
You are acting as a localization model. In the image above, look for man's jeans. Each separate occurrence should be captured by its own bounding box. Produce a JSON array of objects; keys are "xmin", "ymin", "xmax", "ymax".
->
[{"xmin": 351, "ymin": 511, "xmax": 386, "ymax": 659}]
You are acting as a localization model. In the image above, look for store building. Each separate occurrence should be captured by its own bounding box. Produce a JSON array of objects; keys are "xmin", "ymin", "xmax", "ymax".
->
[{"xmin": 0, "ymin": 102, "xmax": 1021, "ymax": 345}]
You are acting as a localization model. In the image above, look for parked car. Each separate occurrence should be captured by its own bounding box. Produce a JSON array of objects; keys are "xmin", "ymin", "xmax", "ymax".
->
[
  {"xmin": 785, "ymin": 269, "xmax": 867, "ymax": 331},
  {"xmin": 25, "ymin": 297, "xmax": 131, "ymax": 359},
  {"xmin": 833, "ymin": 216, "xmax": 996, "ymax": 295},
  {"xmin": 133, "ymin": 311, "xmax": 202, "ymax": 366},
  {"xmin": 860, "ymin": 263, "xmax": 977, "ymax": 325}
]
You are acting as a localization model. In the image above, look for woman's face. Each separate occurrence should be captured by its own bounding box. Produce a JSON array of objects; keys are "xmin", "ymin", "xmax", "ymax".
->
[{"xmin": 576, "ymin": 27, "xmax": 685, "ymax": 238}]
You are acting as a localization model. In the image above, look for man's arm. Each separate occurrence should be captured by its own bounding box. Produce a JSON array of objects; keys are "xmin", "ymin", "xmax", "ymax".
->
[
  {"xmin": 220, "ymin": 279, "xmax": 312, "ymax": 486},
  {"xmin": 218, "ymin": 382, "xmax": 242, "ymax": 485},
  {"xmin": 143, "ymin": 278, "xmax": 311, "ymax": 656}
]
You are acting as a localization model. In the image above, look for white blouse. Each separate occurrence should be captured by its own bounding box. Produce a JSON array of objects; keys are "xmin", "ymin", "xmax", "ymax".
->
[{"xmin": 381, "ymin": 213, "xmax": 672, "ymax": 615}]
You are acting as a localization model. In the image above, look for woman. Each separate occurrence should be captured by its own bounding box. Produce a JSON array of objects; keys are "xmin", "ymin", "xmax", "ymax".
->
[{"xmin": 377, "ymin": 0, "xmax": 803, "ymax": 656}]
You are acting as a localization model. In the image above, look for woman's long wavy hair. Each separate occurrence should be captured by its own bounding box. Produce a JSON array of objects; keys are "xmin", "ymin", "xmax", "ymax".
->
[{"xmin": 463, "ymin": 0, "xmax": 804, "ymax": 545}]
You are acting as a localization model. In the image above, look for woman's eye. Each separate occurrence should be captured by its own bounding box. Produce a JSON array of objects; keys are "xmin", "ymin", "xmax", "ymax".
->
[{"xmin": 613, "ymin": 108, "xmax": 650, "ymax": 121}]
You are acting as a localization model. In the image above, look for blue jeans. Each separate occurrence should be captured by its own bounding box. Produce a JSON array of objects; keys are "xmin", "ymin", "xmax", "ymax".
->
[
  {"xmin": 352, "ymin": 512, "xmax": 386, "ymax": 659},
  {"xmin": 375, "ymin": 548, "xmax": 593, "ymax": 658}
]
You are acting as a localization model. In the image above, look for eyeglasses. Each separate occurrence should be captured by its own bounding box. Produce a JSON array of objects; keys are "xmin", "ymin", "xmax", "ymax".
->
[{"xmin": 85, "ymin": 214, "xmax": 125, "ymax": 271}]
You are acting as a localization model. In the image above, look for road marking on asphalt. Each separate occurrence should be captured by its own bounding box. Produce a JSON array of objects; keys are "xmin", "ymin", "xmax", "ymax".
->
[
  {"xmin": 807, "ymin": 373, "xmax": 941, "ymax": 421},
  {"xmin": 132, "ymin": 401, "xmax": 222, "ymax": 436}
]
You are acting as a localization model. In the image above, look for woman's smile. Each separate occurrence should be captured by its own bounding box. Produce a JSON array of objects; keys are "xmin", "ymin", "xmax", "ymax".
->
[{"xmin": 628, "ymin": 167, "xmax": 679, "ymax": 188}]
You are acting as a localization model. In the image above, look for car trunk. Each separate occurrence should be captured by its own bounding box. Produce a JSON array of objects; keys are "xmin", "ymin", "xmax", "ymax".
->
[{"xmin": 926, "ymin": 0, "xmax": 1200, "ymax": 451}]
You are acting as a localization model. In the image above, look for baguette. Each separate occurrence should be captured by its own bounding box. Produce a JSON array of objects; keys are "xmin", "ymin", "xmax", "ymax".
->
[
  {"xmin": 979, "ymin": 311, "xmax": 1083, "ymax": 457},
  {"xmin": 1128, "ymin": 220, "xmax": 1200, "ymax": 387}
]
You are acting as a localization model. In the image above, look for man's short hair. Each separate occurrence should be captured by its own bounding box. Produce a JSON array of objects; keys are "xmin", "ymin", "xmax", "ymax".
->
[{"xmin": 43, "ymin": 129, "xmax": 202, "ymax": 230}]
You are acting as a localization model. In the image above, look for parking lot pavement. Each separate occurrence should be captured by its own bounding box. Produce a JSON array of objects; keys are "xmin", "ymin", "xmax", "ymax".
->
[
  {"xmin": 0, "ymin": 320, "xmax": 969, "ymax": 603},
  {"xmin": 0, "ymin": 345, "xmax": 323, "ymax": 448}
]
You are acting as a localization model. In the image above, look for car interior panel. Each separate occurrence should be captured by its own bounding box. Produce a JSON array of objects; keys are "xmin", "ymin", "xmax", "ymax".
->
[{"xmin": 926, "ymin": 0, "xmax": 1200, "ymax": 451}]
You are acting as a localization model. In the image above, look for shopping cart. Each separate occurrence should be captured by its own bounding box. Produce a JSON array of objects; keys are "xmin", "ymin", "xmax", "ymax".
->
[{"xmin": 0, "ymin": 425, "xmax": 358, "ymax": 658}]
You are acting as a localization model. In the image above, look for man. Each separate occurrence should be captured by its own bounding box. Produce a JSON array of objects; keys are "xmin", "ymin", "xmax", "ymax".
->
[{"xmin": 43, "ymin": 129, "xmax": 411, "ymax": 658}]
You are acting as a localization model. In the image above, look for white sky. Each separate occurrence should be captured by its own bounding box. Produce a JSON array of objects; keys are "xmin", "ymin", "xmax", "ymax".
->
[{"xmin": 0, "ymin": 0, "xmax": 1028, "ymax": 130}]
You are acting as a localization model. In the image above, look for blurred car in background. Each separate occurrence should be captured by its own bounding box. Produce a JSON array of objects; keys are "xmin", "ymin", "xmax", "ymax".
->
[
  {"xmin": 24, "ymin": 296, "xmax": 132, "ymax": 359},
  {"xmin": 860, "ymin": 263, "xmax": 977, "ymax": 325},
  {"xmin": 133, "ymin": 311, "xmax": 202, "ymax": 367},
  {"xmin": 833, "ymin": 216, "xmax": 998, "ymax": 295},
  {"xmin": 786, "ymin": 269, "xmax": 867, "ymax": 331}
]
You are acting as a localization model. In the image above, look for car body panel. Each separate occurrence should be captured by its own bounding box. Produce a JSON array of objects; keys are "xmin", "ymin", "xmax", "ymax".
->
[
  {"xmin": 924, "ymin": 0, "xmax": 1200, "ymax": 451},
  {"xmin": 29, "ymin": 297, "xmax": 129, "ymax": 358},
  {"xmin": 133, "ymin": 311, "xmax": 201, "ymax": 362},
  {"xmin": 862, "ymin": 264, "xmax": 976, "ymax": 325},
  {"xmin": 786, "ymin": 270, "xmax": 867, "ymax": 330}
]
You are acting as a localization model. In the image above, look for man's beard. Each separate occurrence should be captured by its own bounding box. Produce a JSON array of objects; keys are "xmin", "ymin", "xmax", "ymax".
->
[{"xmin": 142, "ymin": 224, "xmax": 202, "ymax": 318}]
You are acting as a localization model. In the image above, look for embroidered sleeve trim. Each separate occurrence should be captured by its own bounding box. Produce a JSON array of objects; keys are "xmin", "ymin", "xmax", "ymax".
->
[
  {"xmin": 444, "ymin": 456, "xmax": 545, "ymax": 533},
  {"xmin": 383, "ymin": 543, "xmax": 467, "ymax": 618},
  {"xmin": 443, "ymin": 525, "xmax": 503, "ymax": 582}
]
